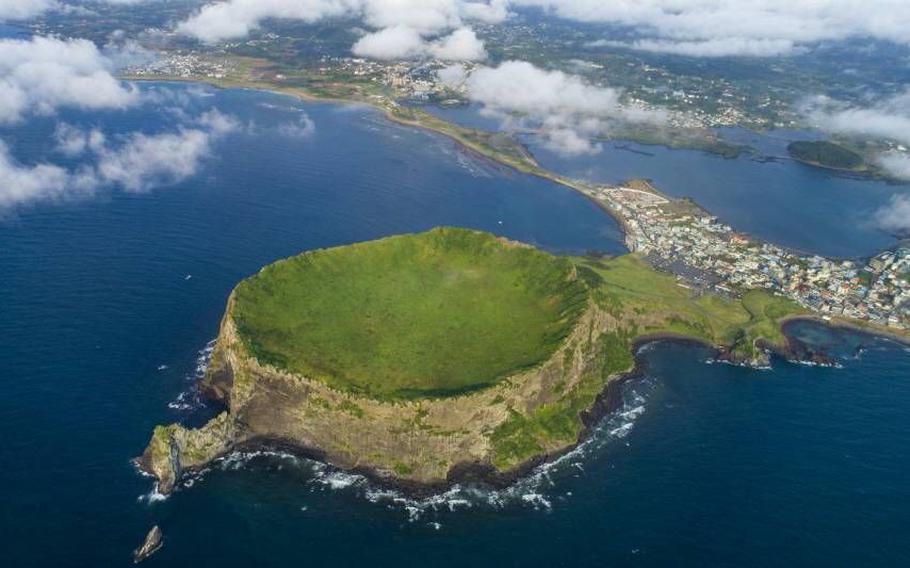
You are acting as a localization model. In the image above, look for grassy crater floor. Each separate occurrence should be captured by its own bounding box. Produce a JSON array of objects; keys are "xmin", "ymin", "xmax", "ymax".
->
[{"xmin": 231, "ymin": 228, "xmax": 588, "ymax": 399}]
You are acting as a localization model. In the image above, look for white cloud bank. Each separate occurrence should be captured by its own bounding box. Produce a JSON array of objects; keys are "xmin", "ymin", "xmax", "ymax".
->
[
  {"xmin": 175, "ymin": 0, "xmax": 352, "ymax": 44},
  {"xmin": 173, "ymin": 0, "xmax": 910, "ymax": 58},
  {"xmin": 0, "ymin": 110, "xmax": 238, "ymax": 210},
  {"xmin": 10, "ymin": 0, "xmax": 910, "ymax": 59},
  {"xmin": 177, "ymin": 0, "xmax": 501, "ymax": 61},
  {"xmin": 0, "ymin": 0, "xmax": 56, "ymax": 21},
  {"xmin": 512, "ymin": 0, "xmax": 910, "ymax": 57},
  {"xmin": 0, "ymin": 35, "xmax": 138, "ymax": 123},
  {"xmin": 806, "ymin": 92, "xmax": 910, "ymax": 147},
  {"xmin": 352, "ymin": 25, "xmax": 485, "ymax": 60},
  {"xmin": 805, "ymin": 91, "xmax": 910, "ymax": 179},
  {"xmin": 276, "ymin": 112, "xmax": 316, "ymax": 137},
  {"xmin": 452, "ymin": 60, "xmax": 666, "ymax": 155},
  {"xmin": 0, "ymin": 0, "xmax": 159, "ymax": 22},
  {"xmin": 875, "ymin": 194, "xmax": 910, "ymax": 234}
]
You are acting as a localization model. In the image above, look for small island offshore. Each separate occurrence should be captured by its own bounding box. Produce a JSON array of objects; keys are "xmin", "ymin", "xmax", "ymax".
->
[
  {"xmin": 138, "ymin": 227, "xmax": 826, "ymax": 494},
  {"xmin": 787, "ymin": 140, "xmax": 869, "ymax": 173}
]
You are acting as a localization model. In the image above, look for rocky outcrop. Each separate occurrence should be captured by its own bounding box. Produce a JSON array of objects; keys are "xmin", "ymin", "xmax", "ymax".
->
[
  {"xmin": 136, "ymin": 412, "xmax": 233, "ymax": 494},
  {"xmin": 133, "ymin": 525, "xmax": 163, "ymax": 564}
]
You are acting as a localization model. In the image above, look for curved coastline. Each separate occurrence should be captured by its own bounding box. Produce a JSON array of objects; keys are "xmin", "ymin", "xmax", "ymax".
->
[
  {"xmin": 127, "ymin": 77, "xmax": 909, "ymax": 497},
  {"xmin": 126, "ymin": 75, "xmax": 892, "ymax": 264},
  {"xmin": 781, "ymin": 315, "xmax": 910, "ymax": 348}
]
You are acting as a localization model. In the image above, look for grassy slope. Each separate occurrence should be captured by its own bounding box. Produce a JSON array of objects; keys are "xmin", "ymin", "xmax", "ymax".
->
[
  {"xmin": 580, "ymin": 255, "xmax": 802, "ymax": 350},
  {"xmin": 231, "ymin": 228, "xmax": 587, "ymax": 399},
  {"xmin": 489, "ymin": 254, "xmax": 804, "ymax": 469}
]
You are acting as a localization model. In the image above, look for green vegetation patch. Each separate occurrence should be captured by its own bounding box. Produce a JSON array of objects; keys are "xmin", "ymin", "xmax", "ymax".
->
[
  {"xmin": 787, "ymin": 140, "xmax": 865, "ymax": 171},
  {"xmin": 232, "ymin": 228, "xmax": 588, "ymax": 399},
  {"xmin": 576, "ymin": 254, "xmax": 803, "ymax": 349},
  {"xmin": 490, "ymin": 332, "xmax": 634, "ymax": 470}
]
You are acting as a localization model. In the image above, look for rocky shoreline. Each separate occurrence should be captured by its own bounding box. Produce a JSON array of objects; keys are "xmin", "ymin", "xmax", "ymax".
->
[{"xmin": 136, "ymin": 322, "xmax": 842, "ymax": 498}]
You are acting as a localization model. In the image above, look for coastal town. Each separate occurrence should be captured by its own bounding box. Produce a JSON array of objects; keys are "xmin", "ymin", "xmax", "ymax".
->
[
  {"xmin": 587, "ymin": 182, "xmax": 910, "ymax": 331},
  {"xmin": 126, "ymin": 52, "xmax": 750, "ymax": 130},
  {"xmin": 125, "ymin": 51, "xmax": 910, "ymax": 333}
]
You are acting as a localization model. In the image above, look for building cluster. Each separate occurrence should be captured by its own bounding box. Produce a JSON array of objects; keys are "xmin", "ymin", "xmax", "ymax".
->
[
  {"xmin": 592, "ymin": 185, "xmax": 910, "ymax": 330},
  {"xmin": 313, "ymin": 56, "xmax": 457, "ymax": 100},
  {"xmin": 126, "ymin": 52, "xmax": 235, "ymax": 80},
  {"xmin": 309, "ymin": 57, "xmax": 759, "ymax": 129}
]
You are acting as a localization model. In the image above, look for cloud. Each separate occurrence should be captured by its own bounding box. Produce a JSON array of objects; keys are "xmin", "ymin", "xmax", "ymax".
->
[
  {"xmin": 805, "ymin": 92, "xmax": 910, "ymax": 147},
  {"xmin": 352, "ymin": 25, "xmax": 427, "ymax": 59},
  {"xmin": 277, "ymin": 112, "xmax": 316, "ymax": 137},
  {"xmin": 460, "ymin": 0, "xmax": 507, "ymax": 23},
  {"xmin": 95, "ymin": 111, "xmax": 238, "ymax": 192},
  {"xmin": 176, "ymin": 0, "xmax": 503, "ymax": 60},
  {"xmin": 360, "ymin": 0, "xmax": 463, "ymax": 33},
  {"xmin": 467, "ymin": 61, "xmax": 623, "ymax": 116},
  {"xmin": 874, "ymin": 194, "xmax": 910, "ymax": 234},
  {"xmin": 0, "ymin": 0, "xmax": 56, "ymax": 21},
  {"xmin": 0, "ymin": 141, "xmax": 74, "ymax": 209},
  {"xmin": 603, "ymin": 38, "xmax": 799, "ymax": 58},
  {"xmin": 94, "ymin": 130, "xmax": 215, "ymax": 191},
  {"xmin": 429, "ymin": 27, "xmax": 486, "ymax": 60},
  {"xmin": 540, "ymin": 126, "xmax": 600, "ymax": 156},
  {"xmin": 458, "ymin": 60, "xmax": 666, "ymax": 155},
  {"xmin": 53, "ymin": 123, "xmax": 106, "ymax": 156},
  {"xmin": 437, "ymin": 63, "xmax": 468, "ymax": 87},
  {"xmin": 877, "ymin": 153, "xmax": 910, "ymax": 180},
  {"xmin": 0, "ymin": 35, "xmax": 138, "ymax": 124},
  {"xmin": 804, "ymin": 91, "xmax": 910, "ymax": 179},
  {"xmin": 352, "ymin": 24, "xmax": 486, "ymax": 60},
  {"xmin": 0, "ymin": 110, "xmax": 239, "ymax": 210},
  {"xmin": 176, "ymin": 0, "xmax": 353, "ymax": 44},
  {"xmin": 0, "ymin": 0, "xmax": 157, "ymax": 22},
  {"xmin": 510, "ymin": 0, "xmax": 910, "ymax": 57}
]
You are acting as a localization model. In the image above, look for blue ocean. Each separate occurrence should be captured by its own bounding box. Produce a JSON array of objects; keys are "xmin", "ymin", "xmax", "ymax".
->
[
  {"xmin": 2, "ymin": 83, "xmax": 910, "ymax": 566},
  {"xmin": 426, "ymin": 104, "xmax": 910, "ymax": 259}
]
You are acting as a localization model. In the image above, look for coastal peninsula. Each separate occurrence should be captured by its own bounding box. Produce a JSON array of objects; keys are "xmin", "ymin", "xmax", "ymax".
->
[{"xmin": 138, "ymin": 228, "xmax": 809, "ymax": 494}]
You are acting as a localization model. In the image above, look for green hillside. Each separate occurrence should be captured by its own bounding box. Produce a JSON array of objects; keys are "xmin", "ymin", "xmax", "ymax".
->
[{"xmin": 231, "ymin": 228, "xmax": 588, "ymax": 399}]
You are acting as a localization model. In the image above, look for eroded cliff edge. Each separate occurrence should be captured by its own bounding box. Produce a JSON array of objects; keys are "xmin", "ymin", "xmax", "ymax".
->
[{"xmin": 138, "ymin": 288, "xmax": 621, "ymax": 494}]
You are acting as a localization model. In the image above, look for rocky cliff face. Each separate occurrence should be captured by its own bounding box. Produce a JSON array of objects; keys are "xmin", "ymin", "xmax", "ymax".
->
[{"xmin": 137, "ymin": 294, "xmax": 616, "ymax": 494}]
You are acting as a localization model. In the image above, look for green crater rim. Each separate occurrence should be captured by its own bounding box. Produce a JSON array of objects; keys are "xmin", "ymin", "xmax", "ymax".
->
[{"xmin": 231, "ymin": 227, "xmax": 589, "ymax": 399}]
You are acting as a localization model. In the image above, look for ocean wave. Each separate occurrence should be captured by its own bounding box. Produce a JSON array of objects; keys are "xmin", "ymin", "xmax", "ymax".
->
[
  {"xmin": 150, "ymin": 377, "xmax": 655, "ymax": 522},
  {"xmin": 449, "ymin": 146, "xmax": 493, "ymax": 178},
  {"xmin": 137, "ymin": 485, "xmax": 168, "ymax": 505},
  {"xmin": 353, "ymin": 379, "xmax": 653, "ymax": 520},
  {"xmin": 304, "ymin": 378, "xmax": 652, "ymax": 519},
  {"xmin": 257, "ymin": 102, "xmax": 305, "ymax": 113},
  {"xmin": 708, "ymin": 357, "xmax": 772, "ymax": 371},
  {"xmin": 636, "ymin": 342, "xmax": 658, "ymax": 355},
  {"xmin": 788, "ymin": 359, "xmax": 840, "ymax": 369},
  {"xmin": 166, "ymin": 340, "xmax": 216, "ymax": 413}
]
